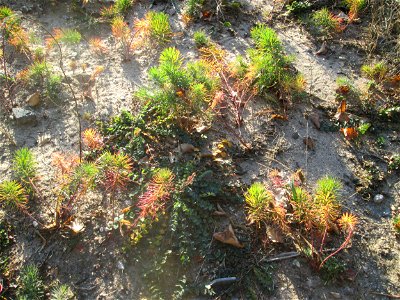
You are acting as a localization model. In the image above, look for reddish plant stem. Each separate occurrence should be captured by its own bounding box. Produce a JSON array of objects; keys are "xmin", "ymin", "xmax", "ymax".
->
[{"xmin": 319, "ymin": 229, "xmax": 354, "ymax": 269}]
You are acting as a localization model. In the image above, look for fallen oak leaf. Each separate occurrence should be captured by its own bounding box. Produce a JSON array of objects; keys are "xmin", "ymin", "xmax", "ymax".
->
[{"xmin": 213, "ymin": 224, "xmax": 244, "ymax": 248}]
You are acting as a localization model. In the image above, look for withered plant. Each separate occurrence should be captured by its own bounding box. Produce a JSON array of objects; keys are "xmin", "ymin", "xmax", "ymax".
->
[
  {"xmin": 82, "ymin": 128, "xmax": 104, "ymax": 150},
  {"xmin": 111, "ymin": 16, "xmax": 135, "ymax": 60},
  {"xmin": 200, "ymin": 44, "xmax": 256, "ymax": 127},
  {"xmin": 98, "ymin": 151, "xmax": 133, "ymax": 218},
  {"xmin": 89, "ymin": 37, "xmax": 108, "ymax": 55}
]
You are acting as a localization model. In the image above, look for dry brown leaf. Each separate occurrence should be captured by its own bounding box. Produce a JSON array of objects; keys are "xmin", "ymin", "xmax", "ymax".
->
[
  {"xmin": 267, "ymin": 226, "xmax": 284, "ymax": 243},
  {"xmin": 340, "ymin": 127, "xmax": 358, "ymax": 140},
  {"xmin": 303, "ymin": 137, "xmax": 315, "ymax": 150},
  {"xmin": 271, "ymin": 114, "xmax": 288, "ymax": 121},
  {"xmin": 213, "ymin": 224, "xmax": 243, "ymax": 248},
  {"xmin": 335, "ymin": 100, "xmax": 350, "ymax": 122},
  {"xmin": 309, "ymin": 113, "xmax": 320, "ymax": 129}
]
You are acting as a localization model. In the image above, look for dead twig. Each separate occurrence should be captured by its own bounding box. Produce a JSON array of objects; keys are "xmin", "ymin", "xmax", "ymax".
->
[
  {"xmin": 370, "ymin": 292, "xmax": 400, "ymax": 299},
  {"xmin": 260, "ymin": 251, "xmax": 300, "ymax": 263}
]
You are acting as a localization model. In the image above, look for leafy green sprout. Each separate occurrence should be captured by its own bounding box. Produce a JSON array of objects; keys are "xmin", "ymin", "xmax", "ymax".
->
[
  {"xmin": 376, "ymin": 136, "xmax": 386, "ymax": 147},
  {"xmin": 361, "ymin": 62, "xmax": 388, "ymax": 82},
  {"xmin": 358, "ymin": 123, "xmax": 371, "ymax": 135}
]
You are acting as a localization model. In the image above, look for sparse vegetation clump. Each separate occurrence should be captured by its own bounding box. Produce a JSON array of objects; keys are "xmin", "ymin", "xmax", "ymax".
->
[
  {"xmin": 245, "ymin": 25, "xmax": 304, "ymax": 96},
  {"xmin": 344, "ymin": 0, "xmax": 367, "ymax": 19},
  {"xmin": 135, "ymin": 11, "xmax": 173, "ymax": 44},
  {"xmin": 50, "ymin": 284, "xmax": 75, "ymax": 300},
  {"xmin": 0, "ymin": 180, "xmax": 28, "ymax": 209}
]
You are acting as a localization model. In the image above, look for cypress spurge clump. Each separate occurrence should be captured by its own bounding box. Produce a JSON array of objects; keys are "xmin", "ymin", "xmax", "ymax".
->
[
  {"xmin": 0, "ymin": 180, "xmax": 28, "ymax": 209},
  {"xmin": 136, "ymin": 47, "xmax": 219, "ymax": 131},
  {"xmin": 13, "ymin": 147, "xmax": 37, "ymax": 193},
  {"xmin": 134, "ymin": 11, "xmax": 172, "ymax": 46},
  {"xmin": 244, "ymin": 173, "xmax": 357, "ymax": 270},
  {"xmin": 237, "ymin": 25, "xmax": 304, "ymax": 97},
  {"xmin": 16, "ymin": 264, "xmax": 44, "ymax": 300}
]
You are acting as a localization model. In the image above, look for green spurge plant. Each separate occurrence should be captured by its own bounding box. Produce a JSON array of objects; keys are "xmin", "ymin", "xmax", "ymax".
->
[
  {"xmin": 136, "ymin": 47, "xmax": 219, "ymax": 130},
  {"xmin": 0, "ymin": 180, "xmax": 28, "ymax": 209},
  {"xmin": 13, "ymin": 147, "xmax": 37, "ymax": 191},
  {"xmin": 183, "ymin": 0, "xmax": 205, "ymax": 18},
  {"xmin": 148, "ymin": 11, "xmax": 172, "ymax": 43},
  {"xmin": 361, "ymin": 61, "xmax": 388, "ymax": 82},
  {"xmin": 244, "ymin": 173, "xmax": 357, "ymax": 271},
  {"xmin": 114, "ymin": 0, "xmax": 133, "ymax": 14},
  {"xmin": 312, "ymin": 8, "xmax": 340, "ymax": 34},
  {"xmin": 193, "ymin": 30, "xmax": 209, "ymax": 48},
  {"xmin": 244, "ymin": 182, "xmax": 273, "ymax": 227},
  {"xmin": 50, "ymin": 284, "xmax": 75, "ymax": 300},
  {"xmin": 16, "ymin": 264, "xmax": 44, "ymax": 300},
  {"xmin": 244, "ymin": 25, "xmax": 300, "ymax": 95}
]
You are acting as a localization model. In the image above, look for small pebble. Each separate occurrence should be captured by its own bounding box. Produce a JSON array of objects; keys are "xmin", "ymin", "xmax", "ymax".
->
[
  {"xmin": 373, "ymin": 194, "xmax": 384, "ymax": 203},
  {"xmin": 117, "ymin": 261, "xmax": 125, "ymax": 270}
]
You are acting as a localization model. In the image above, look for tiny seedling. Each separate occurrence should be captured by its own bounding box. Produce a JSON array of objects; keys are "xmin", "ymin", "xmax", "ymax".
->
[
  {"xmin": 357, "ymin": 123, "xmax": 371, "ymax": 135},
  {"xmin": 376, "ymin": 136, "xmax": 386, "ymax": 148}
]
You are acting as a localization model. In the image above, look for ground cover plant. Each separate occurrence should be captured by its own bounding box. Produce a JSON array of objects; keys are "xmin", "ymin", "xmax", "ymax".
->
[{"xmin": 0, "ymin": 0, "xmax": 400, "ymax": 299}]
